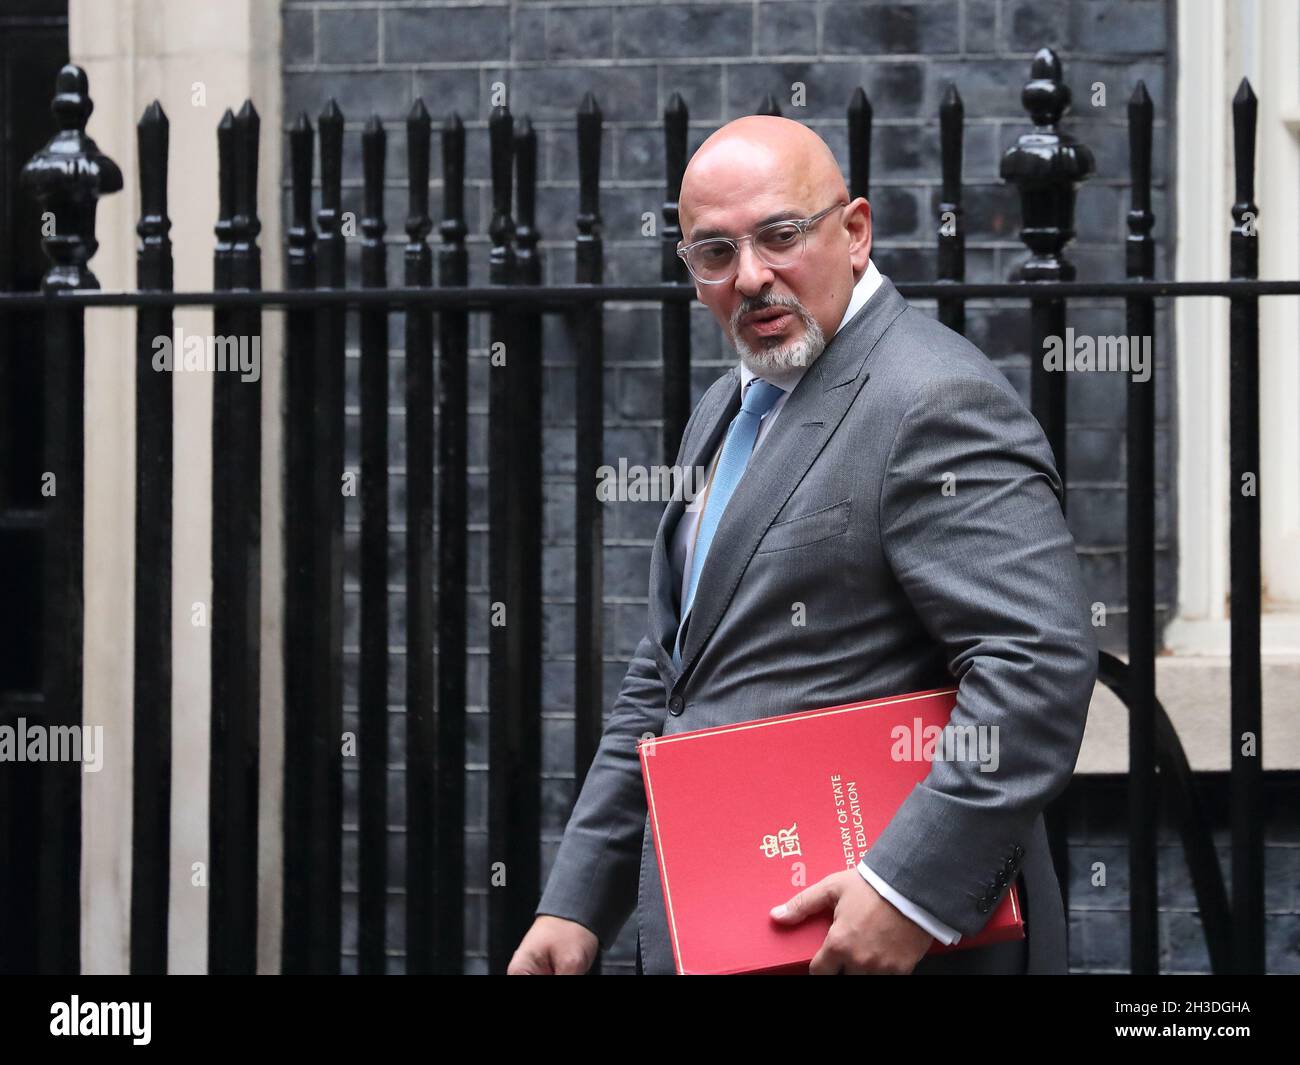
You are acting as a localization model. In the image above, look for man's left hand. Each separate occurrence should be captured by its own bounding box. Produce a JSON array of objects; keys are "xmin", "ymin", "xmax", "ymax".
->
[{"xmin": 769, "ymin": 870, "xmax": 934, "ymax": 974}]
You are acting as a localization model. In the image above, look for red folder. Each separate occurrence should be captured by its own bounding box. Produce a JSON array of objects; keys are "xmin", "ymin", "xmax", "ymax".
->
[{"xmin": 637, "ymin": 687, "xmax": 1024, "ymax": 974}]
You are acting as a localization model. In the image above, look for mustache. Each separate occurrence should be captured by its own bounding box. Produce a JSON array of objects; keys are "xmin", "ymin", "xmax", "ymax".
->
[{"xmin": 732, "ymin": 295, "xmax": 807, "ymax": 326}]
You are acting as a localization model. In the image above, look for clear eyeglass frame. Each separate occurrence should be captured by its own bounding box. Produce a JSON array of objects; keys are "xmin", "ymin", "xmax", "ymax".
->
[{"xmin": 676, "ymin": 201, "xmax": 848, "ymax": 284}]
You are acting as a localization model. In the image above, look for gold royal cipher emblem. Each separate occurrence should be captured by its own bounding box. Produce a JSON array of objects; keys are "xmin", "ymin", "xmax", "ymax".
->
[{"xmin": 759, "ymin": 823, "xmax": 801, "ymax": 859}]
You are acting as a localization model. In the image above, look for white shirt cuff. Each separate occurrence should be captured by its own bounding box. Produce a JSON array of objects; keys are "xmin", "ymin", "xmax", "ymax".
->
[{"xmin": 857, "ymin": 859, "xmax": 962, "ymax": 946}]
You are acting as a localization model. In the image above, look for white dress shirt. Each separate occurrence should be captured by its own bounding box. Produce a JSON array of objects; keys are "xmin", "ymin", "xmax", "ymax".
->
[{"xmin": 667, "ymin": 258, "xmax": 962, "ymax": 946}]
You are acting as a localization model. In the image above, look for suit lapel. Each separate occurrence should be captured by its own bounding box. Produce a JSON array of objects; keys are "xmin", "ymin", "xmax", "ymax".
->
[{"xmin": 674, "ymin": 277, "xmax": 910, "ymax": 675}]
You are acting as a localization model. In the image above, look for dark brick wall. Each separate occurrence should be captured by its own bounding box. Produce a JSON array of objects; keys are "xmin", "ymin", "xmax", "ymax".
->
[
  {"xmin": 281, "ymin": 0, "xmax": 1188, "ymax": 974},
  {"xmin": 1063, "ymin": 774, "xmax": 1300, "ymax": 974}
]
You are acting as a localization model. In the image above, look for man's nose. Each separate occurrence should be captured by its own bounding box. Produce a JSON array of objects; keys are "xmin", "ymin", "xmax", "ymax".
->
[{"xmin": 733, "ymin": 238, "xmax": 775, "ymax": 296}]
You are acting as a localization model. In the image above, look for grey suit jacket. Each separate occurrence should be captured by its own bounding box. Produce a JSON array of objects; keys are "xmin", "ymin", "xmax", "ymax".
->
[{"xmin": 535, "ymin": 274, "xmax": 1098, "ymax": 974}]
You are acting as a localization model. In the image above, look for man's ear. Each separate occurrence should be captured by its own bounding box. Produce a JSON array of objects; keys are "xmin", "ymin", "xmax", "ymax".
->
[{"xmin": 847, "ymin": 197, "xmax": 872, "ymax": 269}]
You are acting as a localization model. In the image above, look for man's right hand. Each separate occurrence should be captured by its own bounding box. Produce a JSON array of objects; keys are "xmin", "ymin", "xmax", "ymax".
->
[{"xmin": 507, "ymin": 915, "xmax": 600, "ymax": 975}]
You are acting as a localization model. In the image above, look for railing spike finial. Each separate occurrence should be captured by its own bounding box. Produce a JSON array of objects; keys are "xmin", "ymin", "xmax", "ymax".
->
[
  {"xmin": 231, "ymin": 100, "xmax": 262, "ymax": 291},
  {"xmin": 939, "ymin": 82, "xmax": 964, "ymax": 200},
  {"xmin": 287, "ymin": 111, "xmax": 315, "ymax": 282},
  {"xmin": 361, "ymin": 114, "xmax": 387, "ymax": 251},
  {"xmin": 1023, "ymin": 46, "xmax": 1070, "ymax": 127},
  {"xmin": 999, "ymin": 49, "xmax": 1093, "ymax": 282},
  {"xmin": 488, "ymin": 103, "xmax": 517, "ymax": 281},
  {"xmin": 1231, "ymin": 77, "xmax": 1258, "ymax": 210},
  {"xmin": 661, "ymin": 91, "xmax": 692, "ymax": 463},
  {"xmin": 52, "ymin": 62, "xmax": 94, "ymax": 130},
  {"xmin": 440, "ymin": 112, "xmax": 467, "ymax": 253},
  {"xmin": 213, "ymin": 109, "xmax": 237, "ymax": 291},
  {"xmin": 937, "ymin": 83, "xmax": 965, "ymax": 334},
  {"xmin": 662, "ymin": 93, "xmax": 689, "ymax": 283},
  {"xmin": 1126, "ymin": 81, "xmax": 1155, "ymax": 280},
  {"xmin": 847, "ymin": 87, "xmax": 872, "ymax": 202},
  {"xmin": 576, "ymin": 92, "xmax": 604, "ymax": 283},
  {"xmin": 20, "ymin": 63, "xmax": 123, "ymax": 291},
  {"xmin": 514, "ymin": 113, "xmax": 540, "ymax": 285},
  {"xmin": 316, "ymin": 99, "xmax": 345, "ymax": 277},
  {"xmin": 136, "ymin": 100, "xmax": 172, "ymax": 275},
  {"xmin": 405, "ymin": 99, "xmax": 433, "ymax": 248}
]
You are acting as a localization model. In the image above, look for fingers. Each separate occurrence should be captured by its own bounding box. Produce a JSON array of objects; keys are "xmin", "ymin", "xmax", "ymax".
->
[
  {"xmin": 551, "ymin": 949, "xmax": 592, "ymax": 975},
  {"xmin": 810, "ymin": 942, "xmax": 916, "ymax": 975},
  {"xmin": 507, "ymin": 943, "xmax": 593, "ymax": 975},
  {"xmin": 506, "ymin": 947, "xmax": 555, "ymax": 975},
  {"xmin": 807, "ymin": 912, "xmax": 920, "ymax": 975},
  {"xmin": 809, "ymin": 942, "xmax": 889, "ymax": 975},
  {"xmin": 770, "ymin": 872, "xmax": 840, "ymax": 923},
  {"xmin": 808, "ymin": 941, "xmax": 841, "ymax": 975},
  {"xmin": 508, "ymin": 917, "xmax": 599, "ymax": 975}
]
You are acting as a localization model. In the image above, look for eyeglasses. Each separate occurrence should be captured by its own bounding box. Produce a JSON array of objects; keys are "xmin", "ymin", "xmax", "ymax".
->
[{"xmin": 677, "ymin": 201, "xmax": 848, "ymax": 284}]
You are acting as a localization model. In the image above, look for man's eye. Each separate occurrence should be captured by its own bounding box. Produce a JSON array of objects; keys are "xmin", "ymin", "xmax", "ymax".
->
[
  {"xmin": 698, "ymin": 244, "xmax": 731, "ymax": 261},
  {"xmin": 761, "ymin": 227, "xmax": 799, "ymax": 246}
]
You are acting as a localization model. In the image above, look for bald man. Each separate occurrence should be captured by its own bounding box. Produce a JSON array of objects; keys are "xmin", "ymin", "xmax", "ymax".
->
[{"xmin": 510, "ymin": 117, "xmax": 1096, "ymax": 975}]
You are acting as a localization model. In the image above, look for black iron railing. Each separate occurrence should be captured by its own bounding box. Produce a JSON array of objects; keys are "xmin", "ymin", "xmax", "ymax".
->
[{"xmin": 0, "ymin": 48, "xmax": 1291, "ymax": 975}]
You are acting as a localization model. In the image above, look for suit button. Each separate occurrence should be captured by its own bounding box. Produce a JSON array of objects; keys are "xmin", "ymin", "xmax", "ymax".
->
[
  {"xmin": 668, "ymin": 695, "xmax": 684, "ymax": 715},
  {"xmin": 996, "ymin": 870, "xmax": 1009, "ymax": 887},
  {"xmin": 1013, "ymin": 844, "xmax": 1025, "ymax": 859}
]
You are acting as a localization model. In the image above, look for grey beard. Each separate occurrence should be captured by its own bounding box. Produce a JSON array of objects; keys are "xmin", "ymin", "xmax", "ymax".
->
[{"xmin": 734, "ymin": 310, "xmax": 827, "ymax": 375}]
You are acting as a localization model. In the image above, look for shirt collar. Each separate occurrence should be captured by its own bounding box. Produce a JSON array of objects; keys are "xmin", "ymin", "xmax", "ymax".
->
[{"xmin": 739, "ymin": 258, "xmax": 883, "ymax": 397}]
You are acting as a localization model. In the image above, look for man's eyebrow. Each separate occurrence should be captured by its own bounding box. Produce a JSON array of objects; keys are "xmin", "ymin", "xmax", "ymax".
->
[{"xmin": 687, "ymin": 208, "xmax": 806, "ymax": 242}]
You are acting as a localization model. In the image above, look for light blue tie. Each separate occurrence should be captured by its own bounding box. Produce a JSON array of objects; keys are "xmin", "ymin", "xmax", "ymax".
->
[{"xmin": 673, "ymin": 377, "xmax": 785, "ymax": 667}]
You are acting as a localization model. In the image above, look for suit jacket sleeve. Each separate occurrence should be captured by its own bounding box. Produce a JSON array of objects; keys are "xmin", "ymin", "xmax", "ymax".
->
[
  {"xmin": 534, "ymin": 632, "xmax": 667, "ymax": 949},
  {"xmin": 860, "ymin": 372, "xmax": 1098, "ymax": 937},
  {"xmin": 533, "ymin": 379, "xmax": 729, "ymax": 949}
]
